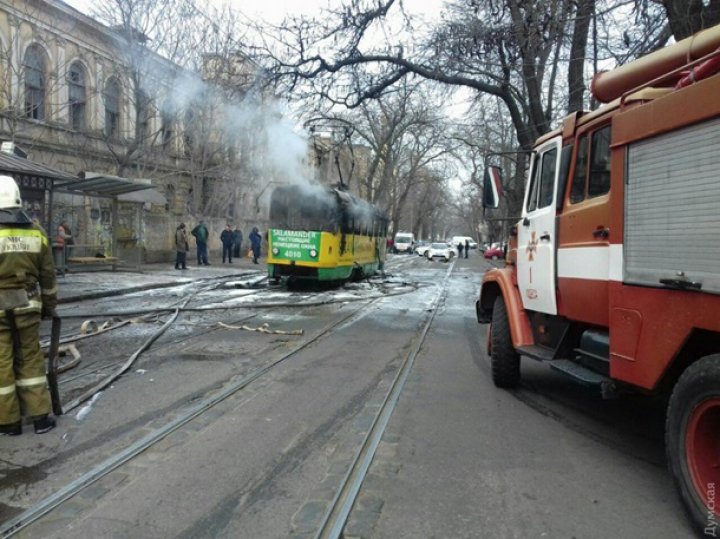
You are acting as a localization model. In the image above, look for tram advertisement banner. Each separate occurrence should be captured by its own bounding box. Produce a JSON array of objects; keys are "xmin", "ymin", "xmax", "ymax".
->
[{"xmin": 270, "ymin": 229, "xmax": 321, "ymax": 262}]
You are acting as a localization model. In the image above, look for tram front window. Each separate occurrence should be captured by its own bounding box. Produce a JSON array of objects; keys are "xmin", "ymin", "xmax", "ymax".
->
[{"xmin": 270, "ymin": 187, "xmax": 338, "ymax": 232}]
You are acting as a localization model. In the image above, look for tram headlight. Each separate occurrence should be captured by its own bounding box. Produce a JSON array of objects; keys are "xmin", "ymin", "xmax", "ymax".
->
[
  {"xmin": 272, "ymin": 247, "xmax": 279, "ymax": 255},
  {"xmin": 309, "ymin": 249, "xmax": 318, "ymax": 258}
]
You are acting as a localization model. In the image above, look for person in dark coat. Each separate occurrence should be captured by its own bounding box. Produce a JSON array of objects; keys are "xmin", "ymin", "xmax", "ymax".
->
[
  {"xmin": 191, "ymin": 220, "xmax": 209, "ymax": 265},
  {"xmin": 249, "ymin": 227, "xmax": 262, "ymax": 264},
  {"xmin": 457, "ymin": 241, "xmax": 464, "ymax": 258},
  {"xmin": 175, "ymin": 223, "xmax": 189, "ymax": 270},
  {"xmin": 465, "ymin": 239, "xmax": 470, "ymax": 259},
  {"xmin": 232, "ymin": 227, "xmax": 243, "ymax": 259},
  {"xmin": 220, "ymin": 224, "xmax": 234, "ymax": 263}
]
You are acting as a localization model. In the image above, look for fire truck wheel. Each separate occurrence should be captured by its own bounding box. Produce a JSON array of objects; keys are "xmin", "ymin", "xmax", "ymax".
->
[
  {"xmin": 490, "ymin": 296, "xmax": 520, "ymax": 388},
  {"xmin": 666, "ymin": 354, "xmax": 720, "ymax": 535}
]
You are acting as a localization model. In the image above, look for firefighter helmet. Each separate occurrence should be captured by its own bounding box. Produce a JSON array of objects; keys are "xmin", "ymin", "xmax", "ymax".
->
[{"xmin": 0, "ymin": 176, "xmax": 21, "ymax": 209}]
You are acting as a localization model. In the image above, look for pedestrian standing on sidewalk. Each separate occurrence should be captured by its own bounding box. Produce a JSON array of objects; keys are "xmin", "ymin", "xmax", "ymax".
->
[
  {"xmin": 0, "ymin": 176, "xmax": 58, "ymax": 436},
  {"xmin": 220, "ymin": 224, "xmax": 234, "ymax": 263},
  {"xmin": 52, "ymin": 225, "xmax": 66, "ymax": 274},
  {"xmin": 232, "ymin": 227, "xmax": 243, "ymax": 259},
  {"xmin": 191, "ymin": 220, "xmax": 210, "ymax": 266},
  {"xmin": 61, "ymin": 221, "xmax": 74, "ymax": 258},
  {"xmin": 249, "ymin": 227, "xmax": 262, "ymax": 264},
  {"xmin": 175, "ymin": 223, "xmax": 189, "ymax": 270},
  {"xmin": 465, "ymin": 239, "xmax": 470, "ymax": 259},
  {"xmin": 457, "ymin": 241, "xmax": 464, "ymax": 258}
]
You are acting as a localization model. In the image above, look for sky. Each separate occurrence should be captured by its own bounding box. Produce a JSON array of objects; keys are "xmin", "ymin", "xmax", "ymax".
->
[{"xmin": 66, "ymin": 0, "xmax": 446, "ymax": 24}]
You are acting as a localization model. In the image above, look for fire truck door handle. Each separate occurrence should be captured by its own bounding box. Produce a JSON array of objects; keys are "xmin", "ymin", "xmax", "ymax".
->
[
  {"xmin": 592, "ymin": 228, "xmax": 610, "ymax": 239},
  {"xmin": 539, "ymin": 233, "xmax": 551, "ymax": 241}
]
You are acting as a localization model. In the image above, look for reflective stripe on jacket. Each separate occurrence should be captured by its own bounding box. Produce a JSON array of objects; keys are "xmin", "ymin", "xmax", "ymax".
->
[{"xmin": 0, "ymin": 225, "xmax": 57, "ymax": 311}]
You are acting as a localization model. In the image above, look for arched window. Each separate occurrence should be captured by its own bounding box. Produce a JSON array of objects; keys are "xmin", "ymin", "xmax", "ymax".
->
[
  {"xmin": 161, "ymin": 106, "xmax": 174, "ymax": 151},
  {"xmin": 104, "ymin": 78, "xmax": 121, "ymax": 138},
  {"xmin": 68, "ymin": 62, "xmax": 87, "ymax": 130},
  {"xmin": 24, "ymin": 45, "xmax": 47, "ymax": 120},
  {"xmin": 183, "ymin": 109, "xmax": 194, "ymax": 156},
  {"xmin": 137, "ymin": 89, "xmax": 151, "ymax": 142},
  {"xmin": 164, "ymin": 183, "xmax": 175, "ymax": 212}
]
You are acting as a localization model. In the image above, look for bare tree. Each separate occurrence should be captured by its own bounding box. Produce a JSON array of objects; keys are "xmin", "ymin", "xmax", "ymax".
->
[{"xmin": 261, "ymin": 0, "xmax": 600, "ymax": 152}]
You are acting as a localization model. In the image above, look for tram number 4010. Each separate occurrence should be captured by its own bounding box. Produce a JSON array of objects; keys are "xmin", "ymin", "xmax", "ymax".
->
[{"xmin": 285, "ymin": 250, "xmax": 303, "ymax": 259}]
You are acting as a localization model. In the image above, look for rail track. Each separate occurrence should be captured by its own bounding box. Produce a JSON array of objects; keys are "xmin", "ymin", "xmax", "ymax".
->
[
  {"xmin": 314, "ymin": 259, "xmax": 455, "ymax": 538},
  {"xmin": 45, "ymin": 272, "xmax": 420, "ymax": 399},
  {"xmin": 1, "ymin": 255, "xmax": 440, "ymax": 537}
]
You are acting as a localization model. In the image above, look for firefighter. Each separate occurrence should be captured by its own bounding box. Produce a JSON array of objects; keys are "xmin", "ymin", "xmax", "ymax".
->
[{"xmin": 0, "ymin": 176, "xmax": 57, "ymax": 435}]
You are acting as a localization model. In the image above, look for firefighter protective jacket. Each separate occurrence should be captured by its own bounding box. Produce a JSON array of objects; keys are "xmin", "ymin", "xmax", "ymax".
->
[{"xmin": 0, "ymin": 221, "xmax": 57, "ymax": 314}]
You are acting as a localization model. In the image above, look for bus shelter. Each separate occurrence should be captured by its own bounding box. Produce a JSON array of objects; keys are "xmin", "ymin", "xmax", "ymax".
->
[
  {"xmin": 0, "ymin": 146, "xmax": 78, "ymax": 233},
  {"xmin": 53, "ymin": 172, "xmax": 165, "ymax": 271}
]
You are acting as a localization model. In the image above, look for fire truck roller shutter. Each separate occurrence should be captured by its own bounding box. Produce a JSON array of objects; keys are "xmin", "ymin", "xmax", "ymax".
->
[{"xmin": 625, "ymin": 116, "xmax": 720, "ymax": 293}]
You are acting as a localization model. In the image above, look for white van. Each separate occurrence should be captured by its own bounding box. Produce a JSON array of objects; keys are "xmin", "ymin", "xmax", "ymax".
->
[
  {"xmin": 393, "ymin": 232, "xmax": 415, "ymax": 254},
  {"xmin": 451, "ymin": 236, "xmax": 477, "ymax": 251}
]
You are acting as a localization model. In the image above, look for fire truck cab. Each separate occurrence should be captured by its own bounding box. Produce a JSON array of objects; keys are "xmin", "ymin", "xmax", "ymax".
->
[{"xmin": 477, "ymin": 24, "xmax": 720, "ymax": 534}]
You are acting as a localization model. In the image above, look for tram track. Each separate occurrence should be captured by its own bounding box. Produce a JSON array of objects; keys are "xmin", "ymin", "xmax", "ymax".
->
[
  {"xmin": 313, "ymin": 259, "xmax": 455, "ymax": 539},
  {"xmin": 0, "ymin": 256, "xmax": 431, "ymax": 536},
  {"xmin": 47, "ymin": 274, "xmax": 420, "ymax": 396},
  {"xmin": 0, "ymin": 290, "xmax": 388, "ymax": 537}
]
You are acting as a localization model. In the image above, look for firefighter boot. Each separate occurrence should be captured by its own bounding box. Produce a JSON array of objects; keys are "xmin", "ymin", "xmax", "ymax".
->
[
  {"xmin": 0, "ymin": 421, "xmax": 21, "ymax": 435},
  {"xmin": 33, "ymin": 415, "xmax": 55, "ymax": 434}
]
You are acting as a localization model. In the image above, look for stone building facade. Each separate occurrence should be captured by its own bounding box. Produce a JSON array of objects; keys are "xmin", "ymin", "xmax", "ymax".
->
[{"xmin": 0, "ymin": 0, "xmax": 296, "ymax": 263}]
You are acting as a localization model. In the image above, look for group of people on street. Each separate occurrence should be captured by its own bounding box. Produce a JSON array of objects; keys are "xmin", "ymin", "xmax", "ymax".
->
[
  {"xmin": 457, "ymin": 239, "xmax": 470, "ymax": 259},
  {"xmin": 174, "ymin": 221, "xmax": 264, "ymax": 268}
]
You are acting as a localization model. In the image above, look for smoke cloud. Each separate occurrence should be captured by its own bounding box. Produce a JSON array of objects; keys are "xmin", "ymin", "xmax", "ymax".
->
[{"xmin": 157, "ymin": 72, "xmax": 316, "ymax": 193}]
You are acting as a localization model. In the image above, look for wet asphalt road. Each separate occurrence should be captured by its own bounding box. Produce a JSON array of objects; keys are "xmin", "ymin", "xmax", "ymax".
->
[{"xmin": 1, "ymin": 253, "xmax": 695, "ymax": 538}]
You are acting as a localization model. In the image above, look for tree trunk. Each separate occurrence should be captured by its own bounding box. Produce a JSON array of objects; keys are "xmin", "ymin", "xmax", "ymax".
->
[
  {"xmin": 568, "ymin": 0, "xmax": 595, "ymax": 113},
  {"xmin": 662, "ymin": 0, "xmax": 720, "ymax": 40}
]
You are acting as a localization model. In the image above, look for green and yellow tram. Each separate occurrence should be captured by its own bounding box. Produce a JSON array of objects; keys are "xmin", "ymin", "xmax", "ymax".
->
[{"xmin": 267, "ymin": 184, "xmax": 388, "ymax": 282}]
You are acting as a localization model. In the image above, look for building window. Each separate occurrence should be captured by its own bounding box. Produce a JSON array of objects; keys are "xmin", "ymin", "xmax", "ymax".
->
[
  {"xmin": 165, "ymin": 184, "xmax": 175, "ymax": 212},
  {"xmin": 160, "ymin": 104, "xmax": 174, "ymax": 150},
  {"xmin": 183, "ymin": 109, "xmax": 194, "ymax": 156},
  {"xmin": 137, "ymin": 89, "xmax": 151, "ymax": 143},
  {"xmin": 161, "ymin": 114, "xmax": 173, "ymax": 149},
  {"xmin": 24, "ymin": 45, "xmax": 47, "ymax": 120},
  {"xmin": 104, "ymin": 78, "xmax": 121, "ymax": 138},
  {"xmin": 68, "ymin": 62, "xmax": 87, "ymax": 130}
]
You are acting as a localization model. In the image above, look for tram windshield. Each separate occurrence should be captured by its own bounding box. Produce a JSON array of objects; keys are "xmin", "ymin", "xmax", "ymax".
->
[{"xmin": 269, "ymin": 185, "xmax": 339, "ymax": 232}]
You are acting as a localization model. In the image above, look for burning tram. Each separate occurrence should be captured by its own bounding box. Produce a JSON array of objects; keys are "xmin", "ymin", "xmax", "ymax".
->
[{"xmin": 267, "ymin": 184, "xmax": 388, "ymax": 282}]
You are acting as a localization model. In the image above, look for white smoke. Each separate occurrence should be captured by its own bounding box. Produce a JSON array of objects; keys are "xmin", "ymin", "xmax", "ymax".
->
[{"xmin": 157, "ymin": 73, "xmax": 316, "ymax": 191}]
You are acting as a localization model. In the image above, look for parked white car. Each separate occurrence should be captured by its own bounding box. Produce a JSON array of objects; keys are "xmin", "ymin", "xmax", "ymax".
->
[
  {"xmin": 426, "ymin": 242, "xmax": 455, "ymax": 262},
  {"xmin": 414, "ymin": 241, "xmax": 430, "ymax": 257}
]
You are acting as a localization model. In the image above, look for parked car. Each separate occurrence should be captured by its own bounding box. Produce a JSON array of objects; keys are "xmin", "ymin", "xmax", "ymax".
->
[
  {"xmin": 484, "ymin": 243, "xmax": 505, "ymax": 260},
  {"xmin": 393, "ymin": 232, "xmax": 415, "ymax": 254},
  {"xmin": 451, "ymin": 236, "xmax": 477, "ymax": 250},
  {"xmin": 414, "ymin": 241, "xmax": 430, "ymax": 257},
  {"xmin": 426, "ymin": 242, "xmax": 455, "ymax": 262}
]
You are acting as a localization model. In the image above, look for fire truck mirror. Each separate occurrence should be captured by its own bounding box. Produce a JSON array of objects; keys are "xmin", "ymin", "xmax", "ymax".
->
[{"xmin": 483, "ymin": 165, "xmax": 503, "ymax": 209}]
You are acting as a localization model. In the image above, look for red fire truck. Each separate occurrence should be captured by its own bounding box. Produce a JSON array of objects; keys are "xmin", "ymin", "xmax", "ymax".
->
[{"xmin": 477, "ymin": 24, "xmax": 720, "ymax": 534}]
